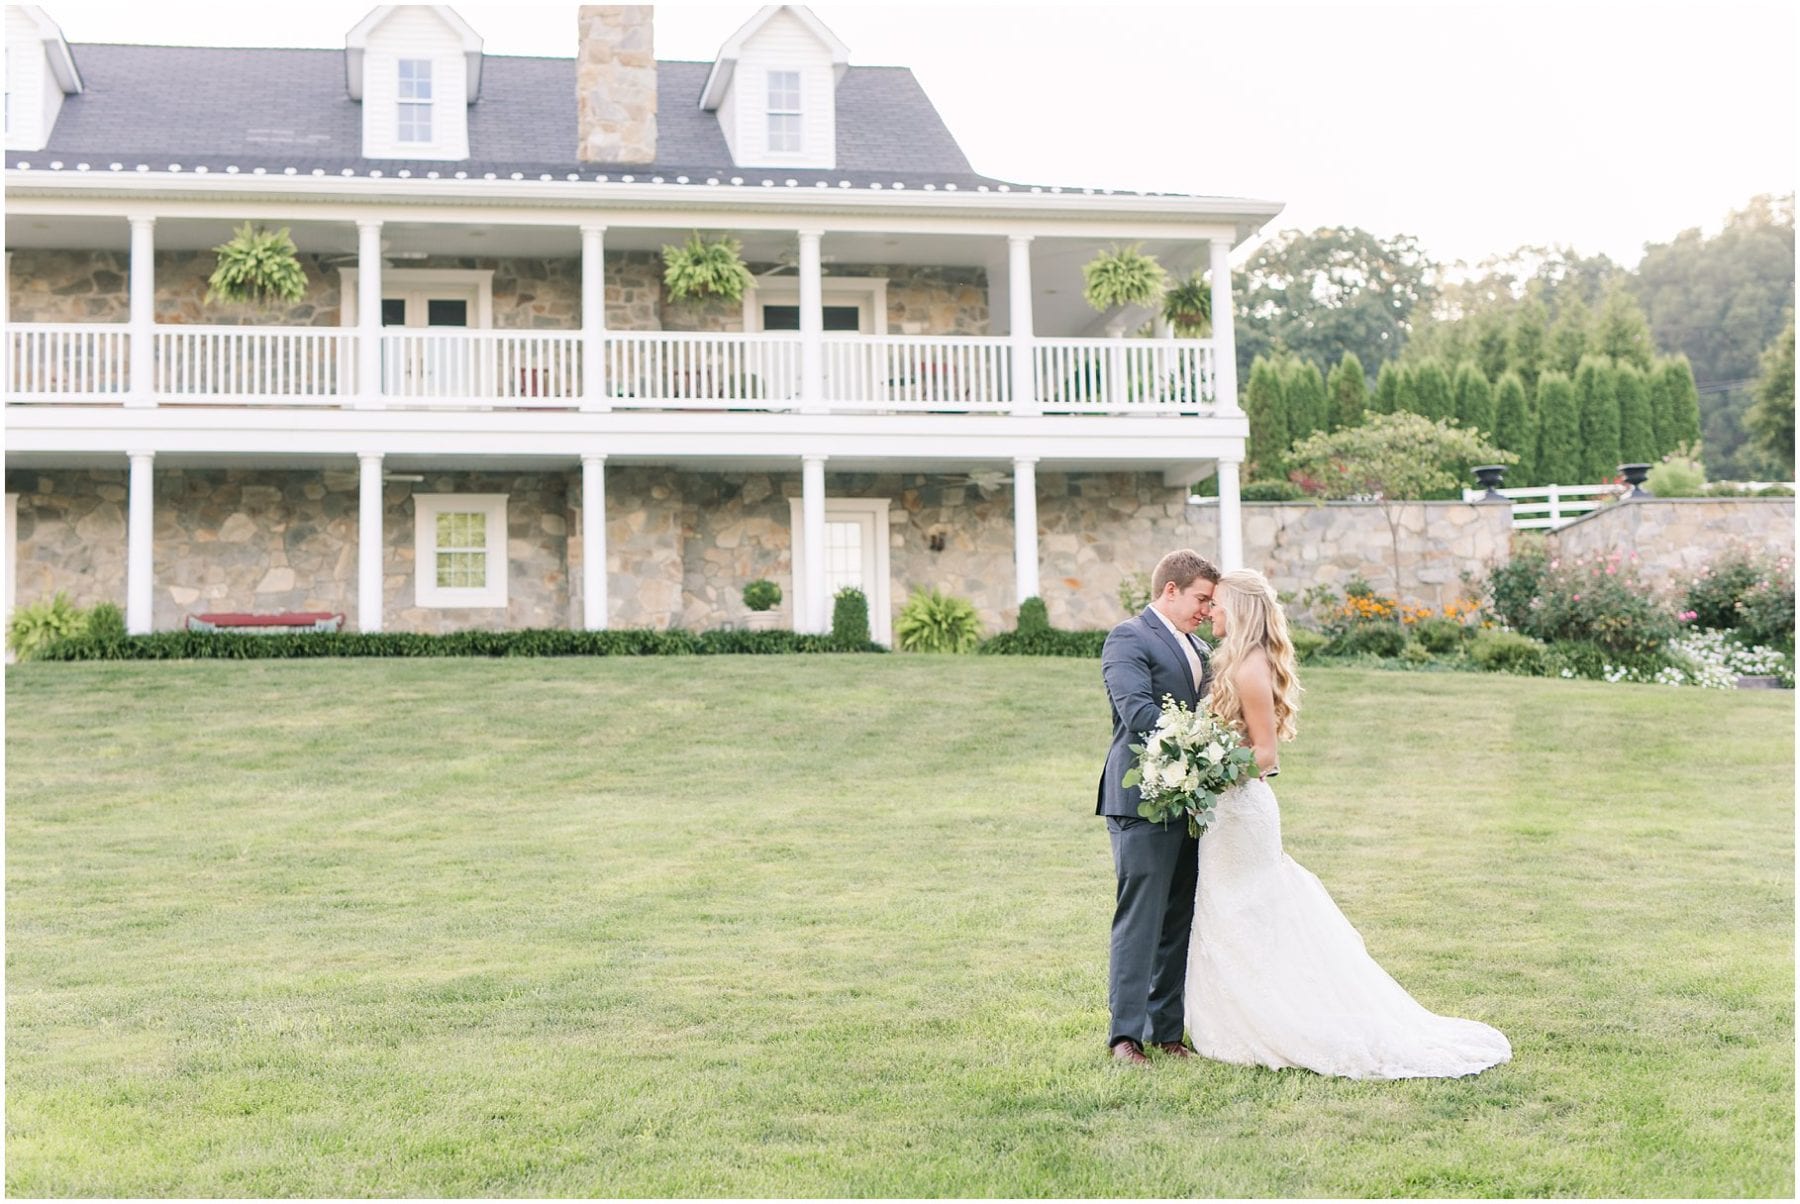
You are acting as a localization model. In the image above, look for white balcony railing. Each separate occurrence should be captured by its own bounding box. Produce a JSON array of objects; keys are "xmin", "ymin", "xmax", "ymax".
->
[
  {"xmin": 5, "ymin": 325, "xmax": 1224, "ymax": 415},
  {"xmin": 156, "ymin": 326, "xmax": 354, "ymax": 402},
  {"xmin": 8, "ymin": 324, "xmax": 130, "ymax": 400}
]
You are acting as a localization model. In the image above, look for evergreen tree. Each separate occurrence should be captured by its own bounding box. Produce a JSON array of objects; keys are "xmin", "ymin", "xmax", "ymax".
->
[
  {"xmin": 1492, "ymin": 370, "xmax": 1534, "ymax": 485},
  {"xmin": 1659, "ymin": 354, "xmax": 1703, "ymax": 451},
  {"xmin": 1507, "ymin": 296, "xmax": 1550, "ymax": 393},
  {"xmin": 1327, "ymin": 351, "xmax": 1367, "ymax": 430},
  {"xmin": 1594, "ymin": 285, "xmax": 1656, "ymax": 371},
  {"xmin": 1745, "ymin": 317, "xmax": 1795, "ymax": 476},
  {"xmin": 1535, "ymin": 370, "xmax": 1582, "ymax": 485},
  {"xmin": 1646, "ymin": 356, "xmax": 1675, "ymax": 456},
  {"xmin": 1453, "ymin": 361, "xmax": 1495, "ymax": 435},
  {"xmin": 1408, "ymin": 357, "xmax": 1454, "ymax": 422},
  {"xmin": 1615, "ymin": 361, "xmax": 1656, "ymax": 464},
  {"xmin": 1371, "ymin": 359, "xmax": 1403, "ymax": 414},
  {"xmin": 1473, "ymin": 308, "xmax": 1512, "ymax": 382},
  {"xmin": 1575, "ymin": 354, "xmax": 1621, "ymax": 481},
  {"xmin": 1244, "ymin": 355, "xmax": 1291, "ymax": 480},
  {"xmin": 1548, "ymin": 294, "xmax": 1591, "ymax": 375},
  {"xmin": 1284, "ymin": 358, "xmax": 1329, "ymax": 443}
]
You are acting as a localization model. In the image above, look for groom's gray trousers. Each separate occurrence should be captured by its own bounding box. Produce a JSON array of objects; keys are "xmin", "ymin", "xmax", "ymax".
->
[{"xmin": 1105, "ymin": 816, "xmax": 1199, "ymax": 1047}]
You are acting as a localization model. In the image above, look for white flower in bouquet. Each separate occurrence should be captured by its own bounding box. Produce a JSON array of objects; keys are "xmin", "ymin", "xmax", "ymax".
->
[{"xmin": 1122, "ymin": 694, "xmax": 1263, "ymax": 837}]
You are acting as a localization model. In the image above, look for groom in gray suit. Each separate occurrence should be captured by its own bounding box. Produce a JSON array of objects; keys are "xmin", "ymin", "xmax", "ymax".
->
[{"xmin": 1097, "ymin": 548, "xmax": 1219, "ymax": 1064}]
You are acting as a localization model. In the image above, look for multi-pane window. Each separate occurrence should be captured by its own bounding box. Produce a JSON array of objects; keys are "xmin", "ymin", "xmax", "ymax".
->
[
  {"xmin": 767, "ymin": 69, "xmax": 801, "ymax": 153},
  {"xmin": 434, "ymin": 510, "xmax": 487, "ymax": 590},
  {"xmin": 823, "ymin": 520, "xmax": 863, "ymax": 598},
  {"xmin": 397, "ymin": 59, "xmax": 433, "ymax": 143}
]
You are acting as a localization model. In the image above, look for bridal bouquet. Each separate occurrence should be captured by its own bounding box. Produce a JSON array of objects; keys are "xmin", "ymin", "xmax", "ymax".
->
[{"xmin": 1122, "ymin": 695, "xmax": 1261, "ymax": 836}]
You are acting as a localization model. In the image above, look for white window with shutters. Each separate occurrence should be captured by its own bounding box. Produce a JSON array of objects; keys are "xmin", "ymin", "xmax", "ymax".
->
[{"xmin": 414, "ymin": 493, "xmax": 508, "ymax": 608}]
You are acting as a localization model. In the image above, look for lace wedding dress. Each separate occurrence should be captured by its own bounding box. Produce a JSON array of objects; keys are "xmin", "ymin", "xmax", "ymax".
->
[{"xmin": 1185, "ymin": 778, "xmax": 1511, "ymax": 1079}]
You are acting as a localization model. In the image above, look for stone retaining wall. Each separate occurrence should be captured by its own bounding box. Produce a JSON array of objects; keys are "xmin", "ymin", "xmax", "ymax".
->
[{"xmin": 1547, "ymin": 497, "xmax": 1795, "ymax": 577}]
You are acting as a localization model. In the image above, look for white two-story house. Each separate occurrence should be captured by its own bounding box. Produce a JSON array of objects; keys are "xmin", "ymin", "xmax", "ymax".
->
[{"xmin": 5, "ymin": 4, "xmax": 1281, "ymax": 641}]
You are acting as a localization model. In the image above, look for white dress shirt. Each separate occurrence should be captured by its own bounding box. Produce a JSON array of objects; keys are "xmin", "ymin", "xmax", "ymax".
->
[{"xmin": 1149, "ymin": 605, "xmax": 1204, "ymax": 695}]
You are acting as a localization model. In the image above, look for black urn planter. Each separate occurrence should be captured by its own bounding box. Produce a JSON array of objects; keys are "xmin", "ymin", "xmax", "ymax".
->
[
  {"xmin": 1619, "ymin": 463, "xmax": 1652, "ymax": 497},
  {"xmin": 1472, "ymin": 464, "xmax": 1508, "ymax": 499}
]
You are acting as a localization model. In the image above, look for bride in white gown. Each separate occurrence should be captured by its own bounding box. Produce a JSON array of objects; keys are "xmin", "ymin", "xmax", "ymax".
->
[{"xmin": 1183, "ymin": 570, "xmax": 1511, "ymax": 1080}]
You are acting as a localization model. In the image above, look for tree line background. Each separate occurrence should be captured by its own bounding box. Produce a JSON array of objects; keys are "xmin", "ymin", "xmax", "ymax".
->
[{"xmin": 1224, "ymin": 192, "xmax": 1794, "ymax": 485}]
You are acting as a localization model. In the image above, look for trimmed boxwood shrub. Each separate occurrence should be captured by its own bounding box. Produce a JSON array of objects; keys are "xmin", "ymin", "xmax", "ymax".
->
[
  {"xmin": 831, "ymin": 587, "xmax": 871, "ymax": 648},
  {"xmin": 35, "ymin": 626, "xmax": 886, "ymax": 662},
  {"xmin": 1413, "ymin": 618, "xmax": 1469, "ymax": 654},
  {"xmin": 1470, "ymin": 628, "xmax": 1552, "ymax": 675},
  {"xmin": 1017, "ymin": 596, "xmax": 1050, "ymax": 634},
  {"xmin": 1289, "ymin": 627, "xmax": 1329, "ymax": 662},
  {"xmin": 1240, "ymin": 479, "xmax": 1305, "ymax": 502},
  {"xmin": 977, "ymin": 629, "xmax": 1108, "ymax": 657},
  {"xmin": 1325, "ymin": 622, "xmax": 1408, "ymax": 659}
]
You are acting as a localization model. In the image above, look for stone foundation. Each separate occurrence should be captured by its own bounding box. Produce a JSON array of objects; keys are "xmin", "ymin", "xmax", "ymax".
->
[{"xmin": 1547, "ymin": 497, "xmax": 1795, "ymax": 577}]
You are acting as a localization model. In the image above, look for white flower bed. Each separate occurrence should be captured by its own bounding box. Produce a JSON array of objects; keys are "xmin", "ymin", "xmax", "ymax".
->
[{"xmin": 1553, "ymin": 629, "xmax": 1791, "ymax": 688}]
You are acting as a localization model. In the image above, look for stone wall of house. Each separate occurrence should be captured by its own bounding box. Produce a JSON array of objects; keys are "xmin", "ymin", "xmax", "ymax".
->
[
  {"xmin": 1547, "ymin": 497, "xmax": 1796, "ymax": 577},
  {"xmin": 8, "ymin": 251, "xmax": 989, "ymax": 337},
  {"xmin": 6, "ymin": 468, "xmax": 570, "ymax": 633}
]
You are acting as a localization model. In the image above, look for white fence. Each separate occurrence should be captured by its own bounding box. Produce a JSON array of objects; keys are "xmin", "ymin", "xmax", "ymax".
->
[
  {"xmin": 1033, "ymin": 338, "xmax": 1213, "ymax": 411},
  {"xmin": 1463, "ymin": 483, "xmax": 1623, "ymax": 530},
  {"xmin": 605, "ymin": 331, "xmax": 802, "ymax": 408},
  {"xmin": 822, "ymin": 335, "xmax": 1012, "ymax": 412},
  {"xmin": 156, "ymin": 327, "xmax": 354, "ymax": 402},
  {"xmin": 381, "ymin": 330, "xmax": 582, "ymax": 405},
  {"xmin": 7, "ymin": 324, "xmax": 130, "ymax": 400}
]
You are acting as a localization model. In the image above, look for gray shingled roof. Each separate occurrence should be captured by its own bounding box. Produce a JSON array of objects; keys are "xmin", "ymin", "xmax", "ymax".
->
[{"xmin": 28, "ymin": 43, "xmax": 999, "ymax": 186}]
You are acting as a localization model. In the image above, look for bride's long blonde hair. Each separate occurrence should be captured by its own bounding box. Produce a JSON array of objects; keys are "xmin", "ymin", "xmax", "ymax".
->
[{"xmin": 1208, "ymin": 569, "xmax": 1303, "ymax": 743}]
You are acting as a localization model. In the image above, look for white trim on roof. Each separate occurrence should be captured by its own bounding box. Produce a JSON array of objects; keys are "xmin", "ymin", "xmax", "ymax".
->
[
  {"xmin": 18, "ymin": 5, "xmax": 81, "ymax": 93},
  {"xmin": 700, "ymin": 5, "xmax": 849, "ymax": 111},
  {"xmin": 345, "ymin": 5, "xmax": 483, "ymax": 102}
]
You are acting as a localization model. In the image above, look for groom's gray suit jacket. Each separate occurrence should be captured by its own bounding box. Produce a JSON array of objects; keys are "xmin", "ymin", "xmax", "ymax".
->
[{"xmin": 1096, "ymin": 609, "xmax": 1213, "ymax": 818}]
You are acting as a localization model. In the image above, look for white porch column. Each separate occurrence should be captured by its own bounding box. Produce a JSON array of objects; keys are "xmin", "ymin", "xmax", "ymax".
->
[
  {"xmin": 1209, "ymin": 237, "xmax": 1239, "ymax": 412},
  {"xmin": 1013, "ymin": 456, "xmax": 1040, "ymax": 604},
  {"xmin": 356, "ymin": 220, "xmax": 384, "ymax": 409},
  {"xmin": 1217, "ymin": 458, "xmax": 1244, "ymax": 571},
  {"xmin": 580, "ymin": 224, "xmax": 610, "ymax": 412},
  {"xmin": 126, "ymin": 451, "xmax": 154, "ymax": 632},
  {"xmin": 801, "ymin": 454, "xmax": 827, "ymax": 632},
  {"xmin": 357, "ymin": 452, "xmax": 384, "ymax": 632},
  {"xmin": 798, "ymin": 229, "xmax": 824, "ymax": 413},
  {"xmin": 582, "ymin": 454, "xmax": 608, "ymax": 629},
  {"xmin": 1007, "ymin": 234, "xmax": 1038, "ymax": 415},
  {"xmin": 127, "ymin": 216, "xmax": 155, "ymax": 408}
]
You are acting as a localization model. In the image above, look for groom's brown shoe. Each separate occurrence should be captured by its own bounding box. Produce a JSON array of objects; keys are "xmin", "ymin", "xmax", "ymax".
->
[
  {"xmin": 1152, "ymin": 1041, "xmax": 1194, "ymax": 1058},
  {"xmin": 1109, "ymin": 1039, "xmax": 1151, "ymax": 1065}
]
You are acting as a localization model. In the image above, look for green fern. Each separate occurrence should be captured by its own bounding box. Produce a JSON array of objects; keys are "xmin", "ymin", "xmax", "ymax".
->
[
  {"xmin": 7, "ymin": 592, "xmax": 90, "ymax": 660},
  {"xmin": 1161, "ymin": 273, "xmax": 1211, "ymax": 335},
  {"xmin": 206, "ymin": 223, "xmax": 307, "ymax": 307},
  {"xmin": 895, "ymin": 587, "xmax": 982, "ymax": 654},
  {"xmin": 662, "ymin": 233, "xmax": 756, "ymax": 303},
  {"xmin": 1082, "ymin": 244, "xmax": 1168, "ymax": 313}
]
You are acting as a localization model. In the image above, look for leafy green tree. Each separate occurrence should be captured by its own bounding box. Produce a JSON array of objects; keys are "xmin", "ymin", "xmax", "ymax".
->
[
  {"xmin": 1284, "ymin": 358, "xmax": 1329, "ymax": 445},
  {"xmin": 1231, "ymin": 226, "xmax": 1439, "ymax": 382},
  {"xmin": 1632, "ymin": 194, "xmax": 1794, "ymax": 477},
  {"xmin": 1406, "ymin": 357, "xmax": 1454, "ymax": 421},
  {"xmin": 1594, "ymin": 285, "xmax": 1656, "ymax": 371},
  {"xmin": 1492, "ymin": 370, "xmax": 1534, "ymax": 484},
  {"xmin": 1372, "ymin": 359, "xmax": 1403, "ymax": 414},
  {"xmin": 1659, "ymin": 355, "xmax": 1703, "ymax": 451},
  {"xmin": 1507, "ymin": 297, "xmax": 1550, "ymax": 393},
  {"xmin": 1548, "ymin": 294, "xmax": 1591, "ymax": 374},
  {"xmin": 1453, "ymin": 361, "xmax": 1495, "ymax": 435},
  {"xmin": 1745, "ymin": 316, "xmax": 1795, "ymax": 476},
  {"xmin": 1535, "ymin": 370, "xmax": 1582, "ymax": 484},
  {"xmin": 1575, "ymin": 355, "xmax": 1621, "ymax": 481},
  {"xmin": 1327, "ymin": 352, "xmax": 1368, "ymax": 430},
  {"xmin": 1615, "ymin": 361, "xmax": 1656, "ymax": 464},
  {"xmin": 1287, "ymin": 412, "xmax": 1515, "ymax": 602},
  {"xmin": 1244, "ymin": 355, "xmax": 1290, "ymax": 480}
]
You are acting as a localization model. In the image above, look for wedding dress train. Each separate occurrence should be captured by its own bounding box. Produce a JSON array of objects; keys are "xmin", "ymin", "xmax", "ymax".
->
[{"xmin": 1184, "ymin": 778, "xmax": 1511, "ymax": 1079}]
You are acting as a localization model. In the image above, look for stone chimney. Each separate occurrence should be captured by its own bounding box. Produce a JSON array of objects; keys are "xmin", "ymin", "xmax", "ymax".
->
[{"xmin": 578, "ymin": 6, "xmax": 657, "ymax": 164}]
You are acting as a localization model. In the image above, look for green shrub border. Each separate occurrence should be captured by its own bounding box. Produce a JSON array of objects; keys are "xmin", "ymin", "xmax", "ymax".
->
[{"xmin": 36, "ymin": 627, "xmax": 885, "ymax": 662}]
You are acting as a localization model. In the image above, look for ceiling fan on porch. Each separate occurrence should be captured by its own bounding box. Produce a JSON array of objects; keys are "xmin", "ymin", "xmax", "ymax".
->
[
  {"xmin": 940, "ymin": 469, "xmax": 1012, "ymax": 495},
  {"xmin": 759, "ymin": 247, "xmax": 840, "ymax": 275},
  {"xmin": 318, "ymin": 243, "xmax": 430, "ymax": 269}
]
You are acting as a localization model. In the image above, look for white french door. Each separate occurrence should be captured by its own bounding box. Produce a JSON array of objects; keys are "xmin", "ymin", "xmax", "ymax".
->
[{"xmin": 789, "ymin": 497, "xmax": 892, "ymax": 645}]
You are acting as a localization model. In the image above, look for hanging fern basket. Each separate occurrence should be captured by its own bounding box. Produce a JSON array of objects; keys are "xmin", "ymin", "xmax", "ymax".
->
[
  {"xmin": 1162, "ymin": 274, "xmax": 1212, "ymax": 335},
  {"xmin": 1081, "ymin": 243, "xmax": 1168, "ymax": 314},
  {"xmin": 206, "ymin": 223, "xmax": 308, "ymax": 307},
  {"xmin": 662, "ymin": 233, "xmax": 756, "ymax": 304}
]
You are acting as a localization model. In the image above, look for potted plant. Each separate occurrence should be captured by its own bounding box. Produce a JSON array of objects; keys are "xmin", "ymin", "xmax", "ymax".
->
[
  {"xmin": 742, "ymin": 578, "xmax": 782, "ymax": 630},
  {"xmin": 662, "ymin": 233, "xmax": 755, "ymax": 304},
  {"xmin": 1161, "ymin": 273, "xmax": 1211, "ymax": 336},
  {"xmin": 1081, "ymin": 244, "xmax": 1168, "ymax": 315},
  {"xmin": 206, "ymin": 223, "xmax": 308, "ymax": 307}
]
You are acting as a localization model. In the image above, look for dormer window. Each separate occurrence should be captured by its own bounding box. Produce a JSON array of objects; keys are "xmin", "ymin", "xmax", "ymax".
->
[
  {"xmin": 767, "ymin": 70, "xmax": 801, "ymax": 153},
  {"xmin": 397, "ymin": 59, "xmax": 433, "ymax": 143}
]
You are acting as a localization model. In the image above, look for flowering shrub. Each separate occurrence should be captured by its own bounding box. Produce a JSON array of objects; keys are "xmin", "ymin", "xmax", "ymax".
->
[
  {"xmin": 1485, "ymin": 538, "xmax": 1548, "ymax": 631},
  {"xmin": 1683, "ymin": 546, "xmax": 1770, "ymax": 630},
  {"xmin": 1513, "ymin": 550, "xmax": 1677, "ymax": 655},
  {"xmin": 1662, "ymin": 630, "xmax": 1793, "ymax": 689},
  {"xmin": 1736, "ymin": 572, "xmax": 1796, "ymax": 649}
]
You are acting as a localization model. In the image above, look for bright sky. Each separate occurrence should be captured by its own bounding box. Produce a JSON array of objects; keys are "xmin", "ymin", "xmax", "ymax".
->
[{"xmin": 42, "ymin": 1, "xmax": 1798, "ymax": 269}]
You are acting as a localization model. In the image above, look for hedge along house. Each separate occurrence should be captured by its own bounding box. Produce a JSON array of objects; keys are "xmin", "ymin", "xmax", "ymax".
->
[{"xmin": 4, "ymin": 4, "xmax": 1281, "ymax": 641}]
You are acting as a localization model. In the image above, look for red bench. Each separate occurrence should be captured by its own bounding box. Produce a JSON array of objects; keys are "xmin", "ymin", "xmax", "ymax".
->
[{"xmin": 185, "ymin": 611, "xmax": 345, "ymax": 634}]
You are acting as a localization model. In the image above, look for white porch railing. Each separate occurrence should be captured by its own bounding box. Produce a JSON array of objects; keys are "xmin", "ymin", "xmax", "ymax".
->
[
  {"xmin": 605, "ymin": 331, "xmax": 801, "ymax": 408},
  {"xmin": 1033, "ymin": 338, "xmax": 1214, "ymax": 411},
  {"xmin": 5, "ymin": 325, "xmax": 1226, "ymax": 415},
  {"xmin": 381, "ymin": 330, "xmax": 582, "ymax": 405},
  {"xmin": 822, "ymin": 335, "xmax": 1013, "ymax": 412},
  {"xmin": 155, "ymin": 326, "xmax": 354, "ymax": 402},
  {"xmin": 7, "ymin": 324, "xmax": 130, "ymax": 400},
  {"xmin": 1463, "ymin": 483, "xmax": 1623, "ymax": 530}
]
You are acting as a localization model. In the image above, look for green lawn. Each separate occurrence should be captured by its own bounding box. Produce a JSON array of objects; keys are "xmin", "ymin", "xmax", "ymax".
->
[{"xmin": 5, "ymin": 658, "xmax": 1793, "ymax": 1197}]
